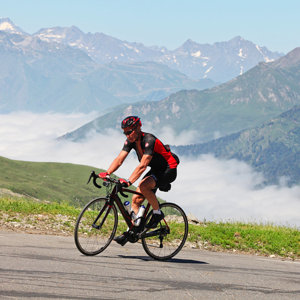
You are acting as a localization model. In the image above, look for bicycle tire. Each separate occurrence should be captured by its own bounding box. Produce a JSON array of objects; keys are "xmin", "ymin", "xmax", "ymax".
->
[
  {"xmin": 74, "ymin": 197, "xmax": 118, "ymax": 256},
  {"xmin": 141, "ymin": 202, "xmax": 188, "ymax": 261}
]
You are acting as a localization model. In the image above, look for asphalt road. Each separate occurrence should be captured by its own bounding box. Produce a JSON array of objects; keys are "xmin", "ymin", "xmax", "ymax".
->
[{"xmin": 0, "ymin": 231, "xmax": 299, "ymax": 299}]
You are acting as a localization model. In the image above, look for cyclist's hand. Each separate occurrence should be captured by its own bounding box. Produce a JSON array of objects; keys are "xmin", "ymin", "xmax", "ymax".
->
[
  {"xmin": 99, "ymin": 172, "xmax": 110, "ymax": 180},
  {"xmin": 119, "ymin": 178, "xmax": 131, "ymax": 187}
]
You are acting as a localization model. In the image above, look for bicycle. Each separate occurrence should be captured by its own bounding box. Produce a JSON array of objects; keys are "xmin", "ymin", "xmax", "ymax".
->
[{"xmin": 74, "ymin": 171, "xmax": 189, "ymax": 261}]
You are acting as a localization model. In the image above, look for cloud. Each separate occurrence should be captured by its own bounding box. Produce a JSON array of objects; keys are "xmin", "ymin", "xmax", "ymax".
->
[
  {"xmin": 144, "ymin": 125, "xmax": 199, "ymax": 146},
  {"xmin": 1, "ymin": 112, "xmax": 299, "ymax": 227},
  {"xmin": 162, "ymin": 156, "xmax": 300, "ymax": 227}
]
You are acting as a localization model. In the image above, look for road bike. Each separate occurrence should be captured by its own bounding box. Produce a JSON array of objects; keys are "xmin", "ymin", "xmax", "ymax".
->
[{"xmin": 74, "ymin": 171, "xmax": 188, "ymax": 261}]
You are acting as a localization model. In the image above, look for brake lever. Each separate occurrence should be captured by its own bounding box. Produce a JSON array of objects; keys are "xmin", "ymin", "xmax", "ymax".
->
[
  {"xmin": 87, "ymin": 171, "xmax": 95, "ymax": 184},
  {"xmin": 116, "ymin": 182, "xmax": 128, "ymax": 198},
  {"xmin": 87, "ymin": 171, "xmax": 102, "ymax": 189}
]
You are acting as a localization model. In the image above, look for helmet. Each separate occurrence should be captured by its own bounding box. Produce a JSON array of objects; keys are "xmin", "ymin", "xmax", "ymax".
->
[{"xmin": 121, "ymin": 116, "xmax": 141, "ymax": 129}]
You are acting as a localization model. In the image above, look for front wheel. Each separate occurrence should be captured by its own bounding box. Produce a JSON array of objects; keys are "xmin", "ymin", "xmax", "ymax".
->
[
  {"xmin": 142, "ymin": 202, "xmax": 188, "ymax": 260},
  {"xmin": 74, "ymin": 197, "xmax": 118, "ymax": 256}
]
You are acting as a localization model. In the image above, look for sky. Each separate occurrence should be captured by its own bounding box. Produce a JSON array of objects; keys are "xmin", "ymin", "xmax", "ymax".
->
[
  {"xmin": 0, "ymin": 0, "xmax": 300, "ymax": 54},
  {"xmin": 1, "ymin": 112, "xmax": 299, "ymax": 227}
]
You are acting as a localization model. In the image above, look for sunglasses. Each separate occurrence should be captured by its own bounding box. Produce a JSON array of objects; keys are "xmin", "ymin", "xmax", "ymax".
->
[{"xmin": 123, "ymin": 127, "xmax": 136, "ymax": 136}]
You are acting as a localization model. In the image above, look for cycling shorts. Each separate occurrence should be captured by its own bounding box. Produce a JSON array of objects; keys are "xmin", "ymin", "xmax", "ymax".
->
[{"xmin": 143, "ymin": 167, "xmax": 177, "ymax": 192}]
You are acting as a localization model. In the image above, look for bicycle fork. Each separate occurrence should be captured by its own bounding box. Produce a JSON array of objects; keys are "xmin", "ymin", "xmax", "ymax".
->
[{"xmin": 92, "ymin": 202, "xmax": 112, "ymax": 230}]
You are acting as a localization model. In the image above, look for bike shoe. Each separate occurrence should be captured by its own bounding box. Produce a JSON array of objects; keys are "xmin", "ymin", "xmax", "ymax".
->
[
  {"xmin": 113, "ymin": 232, "xmax": 128, "ymax": 246},
  {"xmin": 145, "ymin": 212, "xmax": 165, "ymax": 229}
]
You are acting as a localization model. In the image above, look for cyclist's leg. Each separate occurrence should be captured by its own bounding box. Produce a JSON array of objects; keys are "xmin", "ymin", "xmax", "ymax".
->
[
  {"xmin": 139, "ymin": 175, "xmax": 159, "ymax": 209},
  {"xmin": 131, "ymin": 191, "xmax": 145, "ymax": 215},
  {"xmin": 139, "ymin": 175, "xmax": 166, "ymax": 229},
  {"xmin": 134, "ymin": 168, "xmax": 177, "ymax": 229},
  {"xmin": 144, "ymin": 168, "xmax": 177, "ymax": 228},
  {"xmin": 131, "ymin": 170, "xmax": 157, "ymax": 214},
  {"xmin": 114, "ymin": 191, "xmax": 145, "ymax": 245},
  {"xmin": 115, "ymin": 175, "xmax": 157, "ymax": 246}
]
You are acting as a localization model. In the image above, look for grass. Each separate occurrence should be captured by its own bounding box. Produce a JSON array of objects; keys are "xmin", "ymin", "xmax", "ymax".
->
[
  {"xmin": 189, "ymin": 222, "xmax": 299, "ymax": 259},
  {"xmin": 0, "ymin": 155, "xmax": 164, "ymax": 207},
  {"xmin": 1, "ymin": 196, "xmax": 299, "ymax": 260},
  {"xmin": 0, "ymin": 156, "xmax": 106, "ymax": 206},
  {"xmin": 0, "ymin": 196, "xmax": 80, "ymax": 216}
]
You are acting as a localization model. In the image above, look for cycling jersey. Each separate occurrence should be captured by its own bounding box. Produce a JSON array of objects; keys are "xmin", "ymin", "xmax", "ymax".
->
[{"xmin": 122, "ymin": 132, "xmax": 179, "ymax": 171}]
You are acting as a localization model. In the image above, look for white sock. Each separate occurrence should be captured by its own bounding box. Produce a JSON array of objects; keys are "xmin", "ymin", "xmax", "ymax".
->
[{"xmin": 153, "ymin": 209, "xmax": 161, "ymax": 215}]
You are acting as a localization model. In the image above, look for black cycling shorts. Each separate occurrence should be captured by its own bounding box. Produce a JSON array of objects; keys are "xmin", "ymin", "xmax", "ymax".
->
[{"xmin": 143, "ymin": 167, "xmax": 177, "ymax": 192}]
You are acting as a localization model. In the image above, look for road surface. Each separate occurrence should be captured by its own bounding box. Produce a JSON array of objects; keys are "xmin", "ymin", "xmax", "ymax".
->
[{"xmin": 0, "ymin": 231, "xmax": 299, "ymax": 299}]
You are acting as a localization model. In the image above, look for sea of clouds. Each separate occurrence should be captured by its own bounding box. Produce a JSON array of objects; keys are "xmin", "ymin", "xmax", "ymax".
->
[{"xmin": 1, "ymin": 112, "xmax": 299, "ymax": 227}]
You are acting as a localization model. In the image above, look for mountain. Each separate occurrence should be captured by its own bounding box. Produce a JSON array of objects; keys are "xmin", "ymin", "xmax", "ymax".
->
[
  {"xmin": 34, "ymin": 25, "xmax": 161, "ymax": 65},
  {"xmin": 82, "ymin": 61, "xmax": 215, "ymax": 104},
  {"xmin": 174, "ymin": 105, "xmax": 300, "ymax": 186},
  {"xmin": 62, "ymin": 48, "xmax": 300, "ymax": 142},
  {"xmin": 0, "ymin": 29, "xmax": 105, "ymax": 113},
  {"xmin": 0, "ymin": 17, "xmax": 25, "ymax": 35},
  {"xmin": 0, "ymin": 18, "xmax": 215, "ymax": 113},
  {"xmin": 35, "ymin": 24, "xmax": 283, "ymax": 82},
  {"xmin": 158, "ymin": 37, "xmax": 282, "ymax": 82}
]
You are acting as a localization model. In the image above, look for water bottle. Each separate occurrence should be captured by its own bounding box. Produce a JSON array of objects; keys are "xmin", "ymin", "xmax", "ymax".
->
[
  {"xmin": 124, "ymin": 201, "xmax": 131, "ymax": 215},
  {"xmin": 133, "ymin": 205, "xmax": 145, "ymax": 226}
]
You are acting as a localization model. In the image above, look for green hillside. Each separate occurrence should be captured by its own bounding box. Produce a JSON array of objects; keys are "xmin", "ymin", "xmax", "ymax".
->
[
  {"xmin": 175, "ymin": 105, "xmax": 300, "ymax": 186},
  {"xmin": 0, "ymin": 156, "xmax": 105, "ymax": 206},
  {"xmin": 0, "ymin": 156, "xmax": 165, "ymax": 207}
]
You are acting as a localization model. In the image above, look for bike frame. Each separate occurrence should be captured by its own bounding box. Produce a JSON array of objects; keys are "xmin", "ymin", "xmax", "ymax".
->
[
  {"xmin": 109, "ymin": 185, "xmax": 152, "ymax": 229},
  {"xmin": 88, "ymin": 172, "xmax": 170, "ymax": 239}
]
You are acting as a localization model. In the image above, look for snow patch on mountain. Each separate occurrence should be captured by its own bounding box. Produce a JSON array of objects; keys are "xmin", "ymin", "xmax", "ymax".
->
[
  {"xmin": 124, "ymin": 43, "xmax": 140, "ymax": 53},
  {"xmin": 171, "ymin": 102, "xmax": 180, "ymax": 114},
  {"xmin": 238, "ymin": 48, "xmax": 246, "ymax": 59},
  {"xmin": 0, "ymin": 17, "xmax": 24, "ymax": 34},
  {"xmin": 191, "ymin": 50, "xmax": 201, "ymax": 58},
  {"xmin": 240, "ymin": 65, "xmax": 244, "ymax": 75},
  {"xmin": 0, "ymin": 21, "xmax": 15, "ymax": 31},
  {"xmin": 256, "ymin": 45, "xmax": 275, "ymax": 63},
  {"xmin": 205, "ymin": 66, "xmax": 213, "ymax": 74}
]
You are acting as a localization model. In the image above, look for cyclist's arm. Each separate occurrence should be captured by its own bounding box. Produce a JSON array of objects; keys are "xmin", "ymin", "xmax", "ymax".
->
[
  {"xmin": 128, "ymin": 154, "xmax": 152, "ymax": 184},
  {"xmin": 107, "ymin": 150, "xmax": 128, "ymax": 175}
]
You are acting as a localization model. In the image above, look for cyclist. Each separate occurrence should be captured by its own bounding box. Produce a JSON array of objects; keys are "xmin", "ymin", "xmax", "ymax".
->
[{"xmin": 99, "ymin": 115, "xmax": 179, "ymax": 246}]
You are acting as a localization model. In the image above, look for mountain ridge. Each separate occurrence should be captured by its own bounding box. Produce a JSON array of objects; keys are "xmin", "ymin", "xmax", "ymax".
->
[
  {"xmin": 0, "ymin": 18, "xmax": 283, "ymax": 83},
  {"xmin": 0, "ymin": 21, "xmax": 216, "ymax": 113},
  {"xmin": 62, "ymin": 48, "xmax": 300, "ymax": 142},
  {"xmin": 173, "ymin": 105, "xmax": 300, "ymax": 186}
]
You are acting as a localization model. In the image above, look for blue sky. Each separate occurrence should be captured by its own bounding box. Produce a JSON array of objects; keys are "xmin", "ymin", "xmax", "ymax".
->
[{"xmin": 1, "ymin": 0, "xmax": 299, "ymax": 53}]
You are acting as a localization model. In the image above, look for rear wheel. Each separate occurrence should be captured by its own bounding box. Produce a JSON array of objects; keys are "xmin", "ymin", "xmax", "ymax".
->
[
  {"xmin": 74, "ymin": 198, "xmax": 118, "ymax": 256},
  {"xmin": 142, "ymin": 202, "xmax": 188, "ymax": 260}
]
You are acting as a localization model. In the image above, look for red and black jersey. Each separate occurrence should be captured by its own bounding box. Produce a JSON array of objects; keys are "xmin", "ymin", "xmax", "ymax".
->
[{"xmin": 122, "ymin": 132, "xmax": 179, "ymax": 171}]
